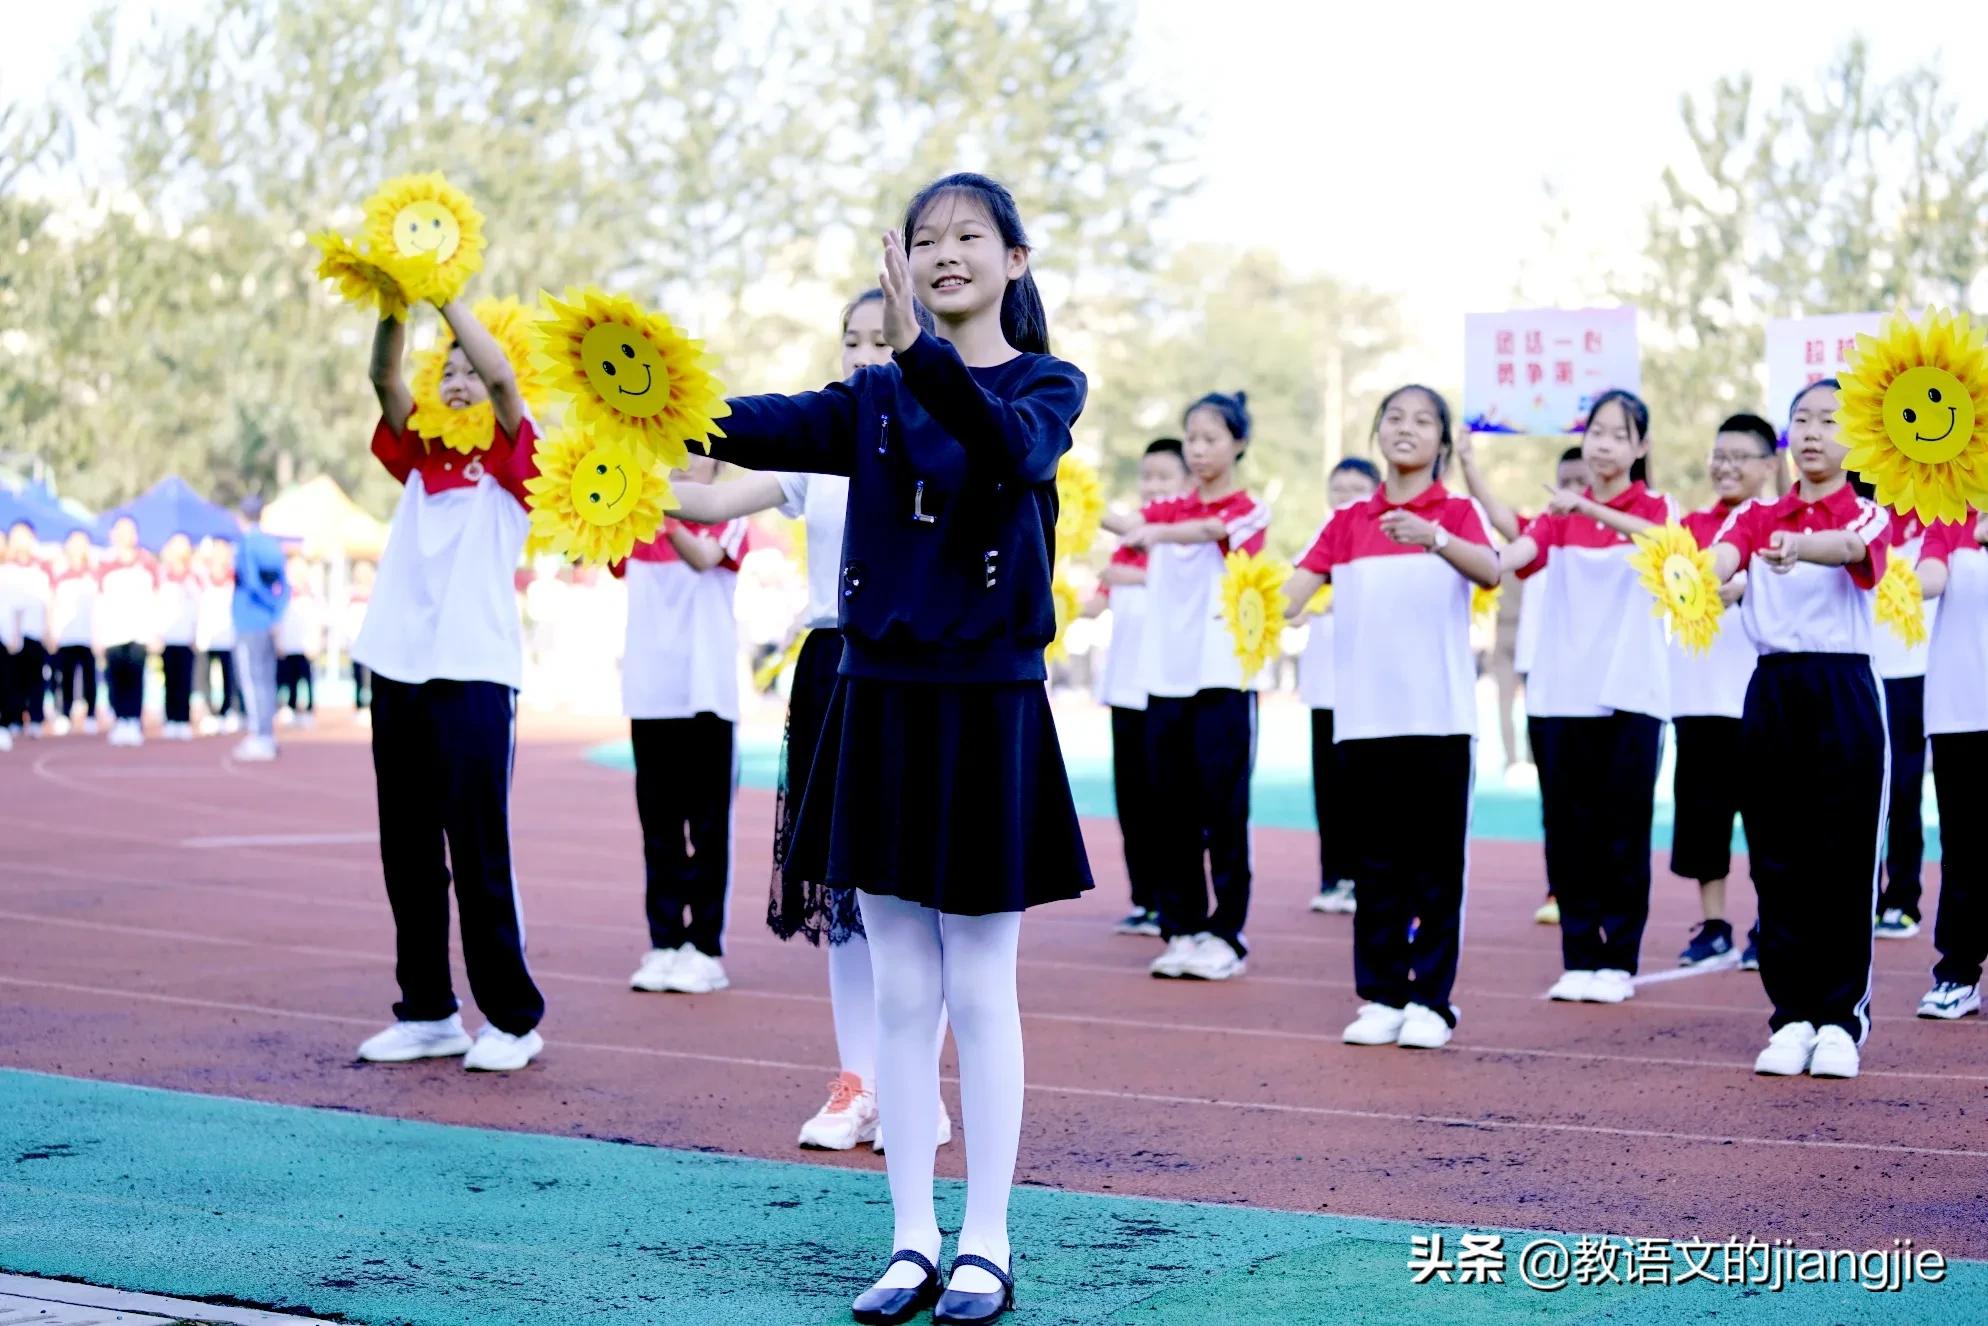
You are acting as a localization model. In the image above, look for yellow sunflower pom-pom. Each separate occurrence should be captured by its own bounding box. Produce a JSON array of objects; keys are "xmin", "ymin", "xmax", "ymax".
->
[
  {"xmin": 1047, "ymin": 574, "xmax": 1081, "ymax": 664},
  {"xmin": 409, "ymin": 297, "xmax": 552, "ymax": 455},
  {"xmin": 1873, "ymin": 558, "xmax": 1929, "ymax": 648},
  {"xmin": 1055, "ymin": 454, "xmax": 1104, "ymax": 558},
  {"xmin": 532, "ymin": 286, "xmax": 731, "ymax": 470},
  {"xmin": 1629, "ymin": 524, "xmax": 1724, "ymax": 656},
  {"xmin": 361, "ymin": 173, "xmax": 487, "ymax": 308},
  {"xmin": 1471, "ymin": 581, "xmax": 1502, "ymax": 627},
  {"xmin": 523, "ymin": 428, "xmax": 673, "ymax": 567},
  {"xmin": 1840, "ymin": 306, "xmax": 1988, "ymax": 526},
  {"xmin": 311, "ymin": 232, "xmax": 409, "ymax": 321},
  {"xmin": 753, "ymin": 631, "xmax": 810, "ymax": 692},
  {"xmin": 1305, "ymin": 583, "xmax": 1332, "ymax": 615},
  {"xmin": 1220, "ymin": 550, "xmax": 1292, "ymax": 683}
]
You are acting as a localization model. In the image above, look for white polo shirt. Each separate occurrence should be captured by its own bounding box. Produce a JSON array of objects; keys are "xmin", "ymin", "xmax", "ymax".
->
[
  {"xmin": 1297, "ymin": 482, "xmax": 1492, "ymax": 741},
  {"xmin": 1919, "ymin": 515, "xmax": 1987, "ymax": 734},
  {"xmin": 775, "ymin": 471, "xmax": 849, "ymax": 630},
  {"xmin": 1517, "ymin": 481, "xmax": 1677, "ymax": 720},
  {"xmin": 97, "ymin": 554, "xmax": 160, "ymax": 649},
  {"xmin": 50, "ymin": 565, "xmax": 97, "ymax": 648},
  {"xmin": 155, "ymin": 566, "xmax": 202, "ymax": 648},
  {"xmin": 621, "ymin": 518, "xmax": 750, "ymax": 722},
  {"xmin": 353, "ymin": 414, "xmax": 538, "ymax": 691},
  {"xmin": 1714, "ymin": 485, "xmax": 1889, "ymax": 657},
  {"xmin": 1136, "ymin": 488, "xmax": 1271, "ymax": 699},
  {"xmin": 1098, "ymin": 545, "xmax": 1152, "ymax": 712}
]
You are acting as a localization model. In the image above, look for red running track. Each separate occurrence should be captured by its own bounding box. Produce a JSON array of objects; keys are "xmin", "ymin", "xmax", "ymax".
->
[{"xmin": 1, "ymin": 714, "xmax": 1984, "ymax": 1256}]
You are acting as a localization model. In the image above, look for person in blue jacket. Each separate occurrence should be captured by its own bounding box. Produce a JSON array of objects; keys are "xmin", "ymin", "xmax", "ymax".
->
[
  {"xmin": 706, "ymin": 173, "xmax": 1086, "ymax": 1326},
  {"xmin": 230, "ymin": 493, "xmax": 288, "ymax": 763}
]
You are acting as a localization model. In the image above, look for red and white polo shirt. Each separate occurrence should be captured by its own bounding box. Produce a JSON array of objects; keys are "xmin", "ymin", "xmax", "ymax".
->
[
  {"xmin": 1669, "ymin": 501, "xmax": 1757, "ymax": 719},
  {"xmin": 155, "ymin": 565, "xmax": 202, "ymax": 648},
  {"xmin": 50, "ymin": 563, "xmax": 98, "ymax": 648},
  {"xmin": 1297, "ymin": 482, "xmax": 1491, "ymax": 740},
  {"xmin": 1919, "ymin": 514, "xmax": 1986, "ymax": 734},
  {"xmin": 355, "ymin": 414, "xmax": 539, "ymax": 690},
  {"xmin": 96, "ymin": 552, "xmax": 160, "ymax": 649},
  {"xmin": 1714, "ymin": 484, "xmax": 1889, "ymax": 657},
  {"xmin": 1136, "ymin": 488, "xmax": 1271, "ymax": 698},
  {"xmin": 1872, "ymin": 511, "xmax": 1935, "ymax": 681},
  {"xmin": 1098, "ymin": 543, "xmax": 1151, "ymax": 711},
  {"xmin": 1517, "ymin": 481, "xmax": 1677, "ymax": 719},
  {"xmin": 621, "ymin": 517, "xmax": 750, "ymax": 722}
]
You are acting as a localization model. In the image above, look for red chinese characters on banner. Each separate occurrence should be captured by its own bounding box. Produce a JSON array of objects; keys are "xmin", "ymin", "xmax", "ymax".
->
[
  {"xmin": 1554, "ymin": 361, "xmax": 1573, "ymax": 385},
  {"xmin": 1496, "ymin": 331, "xmax": 1515, "ymax": 356},
  {"xmin": 1468, "ymin": 308, "xmax": 1639, "ymax": 434},
  {"xmin": 1497, "ymin": 362, "xmax": 1515, "ymax": 386},
  {"xmin": 1584, "ymin": 330, "xmax": 1602, "ymax": 354}
]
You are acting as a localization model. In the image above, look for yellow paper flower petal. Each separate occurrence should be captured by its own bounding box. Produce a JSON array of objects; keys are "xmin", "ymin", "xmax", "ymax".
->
[
  {"xmin": 1221, "ymin": 550, "xmax": 1291, "ymax": 683},
  {"xmin": 523, "ymin": 428, "xmax": 673, "ymax": 567},
  {"xmin": 753, "ymin": 630, "xmax": 810, "ymax": 691},
  {"xmin": 409, "ymin": 298, "xmax": 551, "ymax": 455},
  {"xmin": 1047, "ymin": 574, "xmax": 1081, "ymax": 663},
  {"xmin": 532, "ymin": 286, "xmax": 731, "ymax": 470},
  {"xmin": 1629, "ymin": 524, "xmax": 1724, "ymax": 656},
  {"xmin": 1841, "ymin": 306, "xmax": 1988, "ymax": 525},
  {"xmin": 1873, "ymin": 558, "xmax": 1928, "ymax": 648},
  {"xmin": 311, "ymin": 232, "xmax": 409, "ymax": 321},
  {"xmin": 1055, "ymin": 455, "xmax": 1104, "ymax": 558},
  {"xmin": 1306, "ymin": 584, "xmax": 1331, "ymax": 615},
  {"xmin": 361, "ymin": 173, "xmax": 486, "ymax": 307},
  {"xmin": 1471, "ymin": 581, "xmax": 1502, "ymax": 626}
]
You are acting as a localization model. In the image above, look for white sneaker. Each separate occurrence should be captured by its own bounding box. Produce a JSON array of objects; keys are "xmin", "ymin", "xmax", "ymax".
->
[
  {"xmin": 1587, "ymin": 969, "xmax": 1636, "ymax": 1004},
  {"xmin": 1547, "ymin": 970, "xmax": 1595, "ymax": 1002},
  {"xmin": 664, "ymin": 945, "xmax": 730, "ymax": 994},
  {"xmin": 354, "ymin": 709, "xmax": 372, "ymax": 728},
  {"xmin": 232, "ymin": 736, "xmax": 278, "ymax": 762},
  {"xmin": 357, "ymin": 1014, "xmax": 475, "ymax": 1062},
  {"xmin": 1754, "ymin": 1021, "xmax": 1818, "ymax": 1076},
  {"xmin": 222, "ymin": 714, "xmax": 242, "ymax": 735},
  {"xmin": 798, "ymin": 1072, "xmax": 879, "ymax": 1150},
  {"xmin": 0, "ymin": 728, "xmax": 11, "ymax": 753},
  {"xmin": 82, "ymin": 717, "xmax": 99, "ymax": 736},
  {"xmin": 873, "ymin": 1106, "xmax": 953, "ymax": 1155},
  {"xmin": 1396, "ymin": 1004, "xmax": 1454, "ymax": 1049},
  {"xmin": 1341, "ymin": 1003, "xmax": 1407, "ymax": 1046},
  {"xmin": 1149, "ymin": 935, "xmax": 1197, "ymax": 979},
  {"xmin": 462, "ymin": 1025, "xmax": 544, "ymax": 1072},
  {"xmin": 1807, "ymin": 1025, "xmax": 1860, "ymax": 1079},
  {"xmin": 629, "ymin": 947, "xmax": 683, "ymax": 993},
  {"xmin": 1917, "ymin": 981, "xmax": 1983, "ymax": 1020},
  {"xmin": 1874, "ymin": 908, "xmax": 1921, "ymax": 940},
  {"xmin": 1179, "ymin": 933, "xmax": 1245, "ymax": 980},
  {"xmin": 49, "ymin": 716, "xmax": 70, "ymax": 737},
  {"xmin": 198, "ymin": 714, "xmax": 221, "ymax": 737},
  {"xmin": 1310, "ymin": 881, "xmax": 1357, "ymax": 914},
  {"xmin": 278, "ymin": 706, "xmax": 296, "ymax": 728}
]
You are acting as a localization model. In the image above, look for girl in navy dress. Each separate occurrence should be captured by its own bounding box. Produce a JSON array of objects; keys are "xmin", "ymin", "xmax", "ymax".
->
[
  {"xmin": 705, "ymin": 173, "xmax": 1088, "ymax": 1326},
  {"xmin": 1284, "ymin": 387, "xmax": 1500, "ymax": 1048}
]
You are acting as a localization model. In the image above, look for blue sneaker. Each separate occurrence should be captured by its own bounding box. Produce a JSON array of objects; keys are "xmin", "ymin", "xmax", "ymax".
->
[{"xmin": 1678, "ymin": 920, "xmax": 1735, "ymax": 968}]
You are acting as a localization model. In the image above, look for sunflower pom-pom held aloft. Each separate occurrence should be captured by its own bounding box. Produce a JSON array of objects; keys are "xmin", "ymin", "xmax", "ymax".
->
[
  {"xmin": 523, "ymin": 428, "xmax": 673, "ymax": 568},
  {"xmin": 1055, "ymin": 455, "xmax": 1104, "ymax": 558},
  {"xmin": 409, "ymin": 297, "xmax": 550, "ymax": 455},
  {"xmin": 1840, "ymin": 307, "xmax": 1988, "ymax": 526},
  {"xmin": 361, "ymin": 173, "xmax": 487, "ymax": 308},
  {"xmin": 311, "ymin": 232, "xmax": 410, "ymax": 321},
  {"xmin": 1220, "ymin": 551, "xmax": 1291, "ymax": 683},
  {"xmin": 532, "ymin": 286, "xmax": 731, "ymax": 471},
  {"xmin": 1873, "ymin": 558, "xmax": 1929, "ymax": 648},
  {"xmin": 1629, "ymin": 524, "xmax": 1724, "ymax": 656}
]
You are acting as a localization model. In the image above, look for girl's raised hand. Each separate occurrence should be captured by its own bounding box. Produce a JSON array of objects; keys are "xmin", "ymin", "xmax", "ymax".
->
[{"xmin": 879, "ymin": 232, "xmax": 922, "ymax": 354}]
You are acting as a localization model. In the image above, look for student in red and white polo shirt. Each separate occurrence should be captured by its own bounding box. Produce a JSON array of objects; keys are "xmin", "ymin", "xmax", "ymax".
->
[
  {"xmin": 1669, "ymin": 414, "xmax": 1777, "ymax": 971},
  {"xmin": 49, "ymin": 531, "xmax": 101, "ymax": 735},
  {"xmin": 96, "ymin": 516, "xmax": 159, "ymax": 748},
  {"xmin": 1088, "ymin": 437, "xmax": 1190, "ymax": 939},
  {"xmin": 350, "ymin": 302, "xmax": 547, "ymax": 1075},
  {"xmin": 1709, "ymin": 379, "xmax": 1889, "ymax": 1079},
  {"xmin": 620, "ymin": 452, "xmax": 751, "ymax": 999},
  {"xmin": 1914, "ymin": 511, "xmax": 1988, "ymax": 1022},
  {"xmin": 155, "ymin": 533, "xmax": 203, "ymax": 741},
  {"xmin": 1501, "ymin": 390, "xmax": 1675, "ymax": 1006},
  {"xmin": 1285, "ymin": 386, "xmax": 1501, "ymax": 1050},
  {"xmin": 1105, "ymin": 390, "xmax": 1271, "ymax": 983}
]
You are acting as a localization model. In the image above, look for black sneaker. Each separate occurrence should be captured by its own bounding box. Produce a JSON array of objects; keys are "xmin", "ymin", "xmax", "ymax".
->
[
  {"xmin": 1678, "ymin": 919, "xmax": 1735, "ymax": 968},
  {"xmin": 1874, "ymin": 908, "xmax": 1921, "ymax": 940},
  {"xmin": 1738, "ymin": 925, "xmax": 1760, "ymax": 971},
  {"xmin": 1114, "ymin": 908, "xmax": 1161, "ymax": 937}
]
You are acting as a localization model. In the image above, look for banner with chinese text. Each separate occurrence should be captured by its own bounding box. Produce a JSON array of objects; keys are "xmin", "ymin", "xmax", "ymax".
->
[{"xmin": 1464, "ymin": 308, "xmax": 1640, "ymax": 436}]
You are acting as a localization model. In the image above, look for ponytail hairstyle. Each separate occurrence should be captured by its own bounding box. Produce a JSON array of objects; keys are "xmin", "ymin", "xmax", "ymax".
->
[
  {"xmin": 1584, "ymin": 388, "xmax": 1652, "ymax": 484},
  {"xmin": 1184, "ymin": 390, "xmax": 1252, "ymax": 456},
  {"xmin": 1371, "ymin": 383, "xmax": 1454, "ymax": 477},
  {"xmin": 901, "ymin": 173, "xmax": 1048, "ymax": 355}
]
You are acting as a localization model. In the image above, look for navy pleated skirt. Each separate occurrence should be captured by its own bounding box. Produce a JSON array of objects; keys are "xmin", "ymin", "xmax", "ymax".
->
[
  {"xmin": 766, "ymin": 628, "xmax": 863, "ymax": 944},
  {"xmin": 786, "ymin": 673, "xmax": 1094, "ymax": 915}
]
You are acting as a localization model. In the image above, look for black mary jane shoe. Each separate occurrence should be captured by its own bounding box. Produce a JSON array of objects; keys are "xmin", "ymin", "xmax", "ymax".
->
[
  {"xmin": 850, "ymin": 1249, "xmax": 942, "ymax": 1326},
  {"xmin": 932, "ymin": 1254, "xmax": 1015, "ymax": 1325}
]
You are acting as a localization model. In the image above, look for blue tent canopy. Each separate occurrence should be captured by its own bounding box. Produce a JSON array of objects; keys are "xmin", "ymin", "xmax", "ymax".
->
[
  {"xmin": 0, "ymin": 485, "xmax": 93, "ymax": 542},
  {"xmin": 99, "ymin": 476, "xmax": 238, "ymax": 551}
]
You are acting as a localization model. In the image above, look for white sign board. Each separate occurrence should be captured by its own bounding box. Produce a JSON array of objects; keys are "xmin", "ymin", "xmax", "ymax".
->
[
  {"xmin": 1464, "ymin": 307, "xmax": 1640, "ymax": 436},
  {"xmin": 1764, "ymin": 312, "xmax": 1883, "ymax": 428}
]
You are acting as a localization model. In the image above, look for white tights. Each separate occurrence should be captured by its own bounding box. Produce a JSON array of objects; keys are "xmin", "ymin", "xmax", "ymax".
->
[
  {"xmin": 826, "ymin": 932, "xmax": 877, "ymax": 1088},
  {"xmin": 857, "ymin": 891, "xmax": 1023, "ymax": 1294}
]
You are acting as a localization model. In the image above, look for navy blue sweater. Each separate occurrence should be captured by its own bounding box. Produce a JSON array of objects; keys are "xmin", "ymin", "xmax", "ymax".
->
[{"xmin": 713, "ymin": 331, "xmax": 1087, "ymax": 684}]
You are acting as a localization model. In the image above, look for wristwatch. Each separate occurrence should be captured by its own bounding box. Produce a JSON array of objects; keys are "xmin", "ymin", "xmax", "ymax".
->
[{"xmin": 1431, "ymin": 526, "xmax": 1451, "ymax": 553}]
